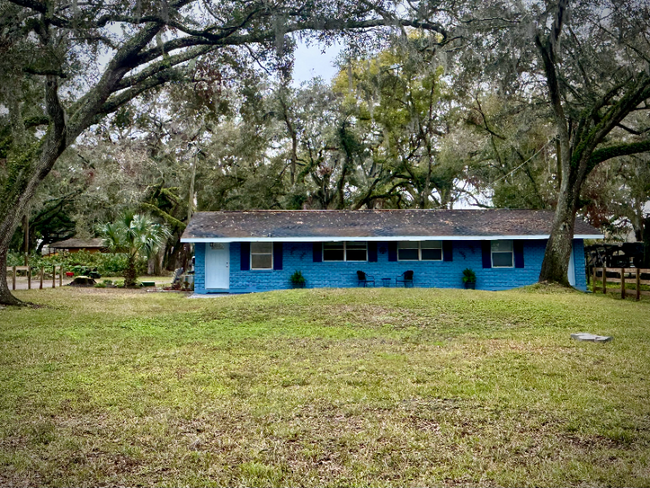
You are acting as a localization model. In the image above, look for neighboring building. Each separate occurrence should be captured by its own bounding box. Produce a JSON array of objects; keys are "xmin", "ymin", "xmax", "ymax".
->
[
  {"xmin": 181, "ymin": 209, "xmax": 603, "ymax": 294},
  {"xmin": 48, "ymin": 238, "xmax": 107, "ymax": 254}
]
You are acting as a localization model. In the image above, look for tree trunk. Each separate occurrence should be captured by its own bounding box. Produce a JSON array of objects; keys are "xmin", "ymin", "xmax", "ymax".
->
[
  {"xmin": 154, "ymin": 246, "xmax": 163, "ymax": 276},
  {"xmin": 643, "ymin": 216, "xmax": 650, "ymax": 268},
  {"xmin": 124, "ymin": 255, "xmax": 137, "ymax": 287},
  {"xmin": 0, "ymin": 74, "xmax": 67, "ymax": 305},
  {"xmin": 0, "ymin": 246, "xmax": 22, "ymax": 306},
  {"xmin": 539, "ymin": 153, "xmax": 583, "ymax": 285},
  {"xmin": 539, "ymin": 190, "xmax": 577, "ymax": 286}
]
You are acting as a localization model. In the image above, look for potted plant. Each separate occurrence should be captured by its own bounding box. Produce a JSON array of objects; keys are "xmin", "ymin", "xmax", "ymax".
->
[
  {"xmin": 462, "ymin": 268, "xmax": 476, "ymax": 289},
  {"xmin": 290, "ymin": 270, "xmax": 306, "ymax": 289}
]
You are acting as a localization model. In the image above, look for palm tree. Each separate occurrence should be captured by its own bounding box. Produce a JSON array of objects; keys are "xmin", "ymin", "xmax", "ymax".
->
[{"xmin": 99, "ymin": 214, "xmax": 171, "ymax": 287}]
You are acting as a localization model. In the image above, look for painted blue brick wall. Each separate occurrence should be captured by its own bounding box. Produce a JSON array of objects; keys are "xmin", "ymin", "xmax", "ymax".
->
[
  {"xmin": 573, "ymin": 239, "xmax": 587, "ymax": 291},
  {"xmin": 195, "ymin": 239, "xmax": 590, "ymax": 293},
  {"xmin": 194, "ymin": 243, "xmax": 206, "ymax": 293}
]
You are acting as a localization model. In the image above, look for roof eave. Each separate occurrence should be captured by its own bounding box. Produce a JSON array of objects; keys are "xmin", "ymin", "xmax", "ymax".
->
[{"xmin": 181, "ymin": 234, "xmax": 604, "ymax": 243}]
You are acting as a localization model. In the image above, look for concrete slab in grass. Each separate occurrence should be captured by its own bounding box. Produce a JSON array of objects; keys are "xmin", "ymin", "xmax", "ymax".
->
[{"xmin": 571, "ymin": 332, "xmax": 612, "ymax": 343}]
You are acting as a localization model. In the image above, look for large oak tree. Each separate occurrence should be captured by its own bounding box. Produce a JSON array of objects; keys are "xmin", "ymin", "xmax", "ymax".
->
[{"xmin": 455, "ymin": 0, "xmax": 650, "ymax": 284}]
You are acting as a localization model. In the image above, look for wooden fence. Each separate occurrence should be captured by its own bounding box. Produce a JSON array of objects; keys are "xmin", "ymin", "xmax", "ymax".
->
[
  {"xmin": 591, "ymin": 267, "xmax": 650, "ymax": 300},
  {"xmin": 5, "ymin": 266, "xmax": 65, "ymax": 290}
]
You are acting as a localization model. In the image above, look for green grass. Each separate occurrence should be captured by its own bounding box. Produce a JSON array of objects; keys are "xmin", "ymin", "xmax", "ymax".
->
[{"xmin": 1, "ymin": 286, "xmax": 649, "ymax": 487}]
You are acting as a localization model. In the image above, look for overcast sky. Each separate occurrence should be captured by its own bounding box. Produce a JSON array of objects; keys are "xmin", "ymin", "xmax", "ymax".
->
[{"xmin": 291, "ymin": 40, "xmax": 343, "ymax": 85}]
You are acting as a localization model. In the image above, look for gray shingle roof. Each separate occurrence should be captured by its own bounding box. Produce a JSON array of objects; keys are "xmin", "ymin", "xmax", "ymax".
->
[{"xmin": 181, "ymin": 209, "xmax": 602, "ymax": 241}]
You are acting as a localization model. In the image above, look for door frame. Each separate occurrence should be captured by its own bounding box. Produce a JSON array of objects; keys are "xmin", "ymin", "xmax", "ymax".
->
[{"xmin": 205, "ymin": 242, "xmax": 230, "ymax": 291}]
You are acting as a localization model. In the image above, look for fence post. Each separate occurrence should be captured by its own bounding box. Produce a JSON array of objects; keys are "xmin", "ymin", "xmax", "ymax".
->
[
  {"xmin": 39, "ymin": 267, "xmax": 43, "ymax": 289},
  {"xmin": 621, "ymin": 268, "xmax": 625, "ymax": 300},
  {"xmin": 59, "ymin": 266, "xmax": 63, "ymax": 287},
  {"xmin": 603, "ymin": 266, "xmax": 607, "ymax": 294},
  {"xmin": 592, "ymin": 266, "xmax": 597, "ymax": 291},
  {"xmin": 27, "ymin": 267, "xmax": 31, "ymax": 290},
  {"xmin": 52, "ymin": 265, "xmax": 56, "ymax": 288},
  {"xmin": 637, "ymin": 267, "xmax": 641, "ymax": 301},
  {"xmin": 12, "ymin": 266, "xmax": 16, "ymax": 290}
]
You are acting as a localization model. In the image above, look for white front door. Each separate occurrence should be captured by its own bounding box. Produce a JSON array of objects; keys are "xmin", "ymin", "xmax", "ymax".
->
[{"xmin": 205, "ymin": 243, "xmax": 230, "ymax": 290}]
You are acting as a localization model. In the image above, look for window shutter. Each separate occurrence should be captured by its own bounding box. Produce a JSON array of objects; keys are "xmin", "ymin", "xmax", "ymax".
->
[
  {"xmin": 273, "ymin": 242, "xmax": 283, "ymax": 270},
  {"xmin": 368, "ymin": 242, "xmax": 378, "ymax": 262},
  {"xmin": 313, "ymin": 242, "xmax": 322, "ymax": 262},
  {"xmin": 514, "ymin": 240, "xmax": 524, "ymax": 268},
  {"xmin": 481, "ymin": 241, "xmax": 492, "ymax": 269},
  {"xmin": 240, "ymin": 242, "xmax": 250, "ymax": 270},
  {"xmin": 388, "ymin": 242, "xmax": 397, "ymax": 262},
  {"xmin": 443, "ymin": 241, "xmax": 453, "ymax": 261}
]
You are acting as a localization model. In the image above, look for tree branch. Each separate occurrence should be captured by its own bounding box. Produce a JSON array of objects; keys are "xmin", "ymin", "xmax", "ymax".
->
[
  {"xmin": 589, "ymin": 139, "xmax": 650, "ymax": 170},
  {"xmin": 115, "ymin": 45, "xmax": 215, "ymax": 90},
  {"xmin": 98, "ymin": 69, "xmax": 182, "ymax": 116}
]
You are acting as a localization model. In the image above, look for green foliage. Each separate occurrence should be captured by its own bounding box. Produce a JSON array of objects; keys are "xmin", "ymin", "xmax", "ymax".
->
[
  {"xmin": 99, "ymin": 214, "xmax": 170, "ymax": 258},
  {"xmin": 6, "ymin": 250, "xmax": 147, "ymax": 277},
  {"xmin": 330, "ymin": 37, "xmax": 466, "ymax": 208},
  {"xmin": 99, "ymin": 213, "xmax": 170, "ymax": 286},
  {"xmin": 289, "ymin": 270, "xmax": 306, "ymax": 285},
  {"xmin": 462, "ymin": 268, "xmax": 476, "ymax": 283}
]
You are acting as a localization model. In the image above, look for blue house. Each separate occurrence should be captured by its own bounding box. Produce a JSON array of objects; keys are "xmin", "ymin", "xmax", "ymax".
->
[{"xmin": 181, "ymin": 209, "xmax": 602, "ymax": 294}]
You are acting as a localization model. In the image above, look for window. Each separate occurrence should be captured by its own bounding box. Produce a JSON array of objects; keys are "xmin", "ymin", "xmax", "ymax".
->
[
  {"xmin": 421, "ymin": 241, "xmax": 443, "ymax": 261},
  {"xmin": 398, "ymin": 241, "xmax": 443, "ymax": 261},
  {"xmin": 491, "ymin": 240, "xmax": 513, "ymax": 267},
  {"xmin": 323, "ymin": 242, "xmax": 345, "ymax": 261},
  {"xmin": 346, "ymin": 242, "xmax": 368, "ymax": 261},
  {"xmin": 323, "ymin": 242, "xmax": 368, "ymax": 261},
  {"xmin": 251, "ymin": 242, "xmax": 273, "ymax": 269},
  {"xmin": 397, "ymin": 241, "xmax": 419, "ymax": 260}
]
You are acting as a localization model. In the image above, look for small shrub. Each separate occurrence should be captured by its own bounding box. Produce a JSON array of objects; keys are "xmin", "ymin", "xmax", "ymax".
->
[
  {"xmin": 94, "ymin": 283, "xmax": 107, "ymax": 288},
  {"xmin": 462, "ymin": 268, "xmax": 476, "ymax": 283},
  {"xmin": 290, "ymin": 270, "xmax": 306, "ymax": 285}
]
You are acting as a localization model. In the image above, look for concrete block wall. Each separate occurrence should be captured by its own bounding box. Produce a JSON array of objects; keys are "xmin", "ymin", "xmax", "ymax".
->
[
  {"xmin": 573, "ymin": 239, "xmax": 587, "ymax": 291},
  {"xmin": 194, "ymin": 242, "xmax": 206, "ymax": 293},
  {"xmin": 195, "ymin": 238, "xmax": 588, "ymax": 293}
]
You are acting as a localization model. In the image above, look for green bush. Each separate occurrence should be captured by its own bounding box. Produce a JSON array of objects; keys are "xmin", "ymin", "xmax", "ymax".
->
[
  {"xmin": 6, "ymin": 252, "xmax": 24, "ymax": 267},
  {"xmin": 462, "ymin": 268, "xmax": 476, "ymax": 283},
  {"xmin": 6, "ymin": 250, "xmax": 147, "ymax": 277},
  {"xmin": 290, "ymin": 270, "xmax": 306, "ymax": 285}
]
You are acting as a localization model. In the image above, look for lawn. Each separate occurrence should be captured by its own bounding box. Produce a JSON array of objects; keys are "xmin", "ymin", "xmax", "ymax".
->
[{"xmin": 1, "ymin": 286, "xmax": 649, "ymax": 487}]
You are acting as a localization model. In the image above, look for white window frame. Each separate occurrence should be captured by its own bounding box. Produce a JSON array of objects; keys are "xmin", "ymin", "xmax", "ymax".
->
[
  {"xmin": 491, "ymin": 240, "xmax": 514, "ymax": 268},
  {"xmin": 322, "ymin": 242, "xmax": 368, "ymax": 262},
  {"xmin": 397, "ymin": 241, "xmax": 443, "ymax": 261},
  {"xmin": 250, "ymin": 242, "xmax": 273, "ymax": 270}
]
